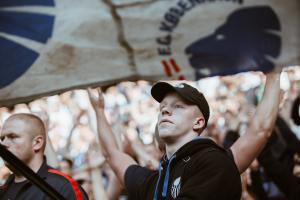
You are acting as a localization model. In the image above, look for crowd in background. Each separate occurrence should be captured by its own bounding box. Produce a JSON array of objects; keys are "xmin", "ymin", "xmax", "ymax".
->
[{"xmin": 0, "ymin": 66, "xmax": 300, "ymax": 200}]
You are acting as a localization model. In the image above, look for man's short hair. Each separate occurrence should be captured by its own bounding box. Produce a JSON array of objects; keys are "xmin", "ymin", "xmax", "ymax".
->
[{"xmin": 7, "ymin": 113, "xmax": 46, "ymax": 150}]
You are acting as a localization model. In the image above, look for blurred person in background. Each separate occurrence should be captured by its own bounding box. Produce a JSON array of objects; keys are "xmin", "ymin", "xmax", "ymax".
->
[
  {"xmin": 77, "ymin": 178, "xmax": 95, "ymax": 200},
  {"xmin": 291, "ymin": 93, "xmax": 300, "ymax": 126},
  {"xmin": 256, "ymin": 118, "xmax": 300, "ymax": 199},
  {"xmin": 59, "ymin": 157, "xmax": 73, "ymax": 177},
  {"xmin": 0, "ymin": 165, "xmax": 10, "ymax": 185}
]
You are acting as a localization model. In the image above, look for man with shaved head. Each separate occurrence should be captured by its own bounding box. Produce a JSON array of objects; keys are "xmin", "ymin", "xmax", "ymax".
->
[{"xmin": 0, "ymin": 113, "xmax": 88, "ymax": 200}]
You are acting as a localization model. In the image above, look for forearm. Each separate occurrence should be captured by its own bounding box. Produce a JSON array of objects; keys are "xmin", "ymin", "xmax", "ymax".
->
[
  {"xmin": 107, "ymin": 172, "xmax": 123, "ymax": 200},
  {"xmin": 94, "ymin": 108, "xmax": 119, "ymax": 157},
  {"xmin": 231, "ymin": 72, "xmax": 281, "ymax": 173},
  {"xmin": 94, "ymin": 108, "xmax": 137, "ymax": 185},
  {"xmin": 253, "ymin": 72, "xmax": 281, "ymax": 135},
  {"xmin": 88, "ymin": 88, "xmax": 137, "ymax": 185}
]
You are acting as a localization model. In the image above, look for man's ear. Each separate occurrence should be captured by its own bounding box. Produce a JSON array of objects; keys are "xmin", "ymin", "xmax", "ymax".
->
[
  {"xmin": 193, "ymin": 117, "xmax": 205, "ymax": 133},
  {"xmin": 32, "ymin": 135, "xmax": 44, "ymax": 152}
]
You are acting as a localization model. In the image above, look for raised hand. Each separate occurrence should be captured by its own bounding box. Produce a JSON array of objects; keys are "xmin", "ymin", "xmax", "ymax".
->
[
  {"xmin": 87, "ymin": 88, "xmax": 137, "ymax": 186},
  {"xmin": 87, "ymin": 87, "xmax": 105, "ymax": 111}
]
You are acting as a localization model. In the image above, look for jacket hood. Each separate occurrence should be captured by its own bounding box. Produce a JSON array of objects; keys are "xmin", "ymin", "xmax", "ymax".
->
[
  {"xmin": 154, "ymin": 137, "xmax": 228, "ymax": 200},
  {"xmin": 172, "ymin": 137, "xmax": 225, "ymax": 162}
]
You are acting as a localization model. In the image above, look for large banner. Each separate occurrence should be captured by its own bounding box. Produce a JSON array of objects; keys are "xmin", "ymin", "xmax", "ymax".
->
[{"xmin": 0, "ymin": 0, "xmax": 299, "ymax": 106}]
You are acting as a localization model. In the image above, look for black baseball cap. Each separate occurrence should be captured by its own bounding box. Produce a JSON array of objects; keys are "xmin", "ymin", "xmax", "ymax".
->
[{"xmin": 151, "ymin": 82, "xmax": 210, "ymax": 127}]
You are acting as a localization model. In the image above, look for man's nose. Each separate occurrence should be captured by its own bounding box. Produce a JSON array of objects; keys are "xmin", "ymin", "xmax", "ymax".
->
[
  {"xmin": 161, "ymin": 106, "xmax": 171, "ymax": 116},
  {"xmin": 0, "ymin": 138, "xmax": 9, "ymax": 149}
]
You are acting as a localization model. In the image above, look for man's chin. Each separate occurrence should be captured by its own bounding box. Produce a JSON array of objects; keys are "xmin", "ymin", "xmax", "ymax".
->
[
  {"xmin": 4, "ymin": 161, "xmax": 10, "ymax": 168},
  {"xmin": 159, "ymin": 131, "xmax": 178, "ymax": 144},
  {"xmin": 4, "ymin": 162, "xmax": 14, "ymax": 173},
  {"xmin": 4, "ymin": 162, "xmax": 20, "ymax": 175},
  {"xmin": 158, "ymin": 129, "xmax": 173, "ymax": 138}
]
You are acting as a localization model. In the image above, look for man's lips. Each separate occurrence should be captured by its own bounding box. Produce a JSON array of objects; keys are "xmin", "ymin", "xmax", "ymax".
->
[{"xmin": 159, "ymin": 119, "xmax": 173, "ymax": 125}]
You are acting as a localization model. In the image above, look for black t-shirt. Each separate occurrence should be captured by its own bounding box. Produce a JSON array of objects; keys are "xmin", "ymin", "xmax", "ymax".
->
[
  {"xmin": 1, "ymin": 180, "xmax": 27, "ymax": 200},
  {"xmin": 0, "ymin": 159, "xmax": 89, "ymax": 200}
]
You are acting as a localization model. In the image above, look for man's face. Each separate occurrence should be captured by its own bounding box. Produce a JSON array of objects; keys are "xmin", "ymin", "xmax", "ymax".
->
[
  {"xmin": 157, "ymin": 92, "xmax": 203, "ymax": 143},
  {"xmin": 0, "ymin": 118, "xmax": 34, "ymax": 165}
]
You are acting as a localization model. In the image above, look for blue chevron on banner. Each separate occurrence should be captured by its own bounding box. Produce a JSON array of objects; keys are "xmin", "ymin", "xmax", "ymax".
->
[
  {"xmin": 0, "ymin": 0, "xmax": 54, "ymax": 7},
  {"xmin": 0, "ymin": 0, "xmax": 55, "ymax": 89}
]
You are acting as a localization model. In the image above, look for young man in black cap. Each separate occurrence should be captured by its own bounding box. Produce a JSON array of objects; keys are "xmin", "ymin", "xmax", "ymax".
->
[{"xmin": 88, "ymin": 71, "xmax": 281, "ymax": 200}]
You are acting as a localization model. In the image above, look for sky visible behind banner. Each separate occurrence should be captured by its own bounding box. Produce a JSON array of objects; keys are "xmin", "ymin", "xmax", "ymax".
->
[{"xmin": 0, "ymin": 0, "xmax": 299, "ymax": 106}]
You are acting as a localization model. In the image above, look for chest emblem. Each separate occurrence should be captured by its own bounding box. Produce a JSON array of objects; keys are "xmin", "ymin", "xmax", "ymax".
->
[{"xmin": 171, "ymin": 177, "xmax": 181, "ymax": 199}]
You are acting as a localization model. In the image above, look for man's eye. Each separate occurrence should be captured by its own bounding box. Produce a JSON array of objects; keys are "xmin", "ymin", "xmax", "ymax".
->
[
  {"xmin": 8, "ymin": 135, "xmax": 16, "ymax": 139},
  {"xmin": 175, "ymin": 104, "xmax": 183, "ymax": 108}
]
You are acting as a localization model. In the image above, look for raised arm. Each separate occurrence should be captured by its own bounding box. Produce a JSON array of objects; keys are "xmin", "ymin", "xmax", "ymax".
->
[
  {"xmin": 231, "ymin": 71, "xmax": 281, "ymax": 173},
  {"xmin": 88, "ymin": 88, "xmax": 137, "ymax": 185}
]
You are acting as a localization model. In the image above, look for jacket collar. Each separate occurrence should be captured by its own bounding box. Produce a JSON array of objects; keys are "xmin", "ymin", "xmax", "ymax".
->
[
  {"xmin": 161, "ymin": 137, "xmax": 222, "ymax": 164},
  {"xmin": 37, "ymin": 157, "xmax": 49, "ymax": 179},
  {"xmin": 4, "ymin": 157, "xmax": 49, "ymax": 185}
]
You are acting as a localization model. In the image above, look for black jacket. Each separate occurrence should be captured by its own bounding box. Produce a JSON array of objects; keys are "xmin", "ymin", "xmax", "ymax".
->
[
  {"xmin": 0, "ymin": 159, "xmax": 88, "ymax": 200},
  {"xmin": 257, "ymin": 116, "xmax": 300, "ymax": 200},
  {"xmin": 125, "ymin": 138, "xmax": 241, "ymax": 200}
]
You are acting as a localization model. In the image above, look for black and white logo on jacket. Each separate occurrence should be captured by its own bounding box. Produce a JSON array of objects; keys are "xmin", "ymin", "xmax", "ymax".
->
[{"xmin": 171, "ymin": 177, "xmax": 181, "ymax": 199}]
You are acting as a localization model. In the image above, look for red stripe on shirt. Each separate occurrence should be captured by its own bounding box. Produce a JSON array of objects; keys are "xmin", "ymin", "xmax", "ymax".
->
[{"xmin": 48, "ymin": 169, "xmax": 83, "ymax": 200}]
